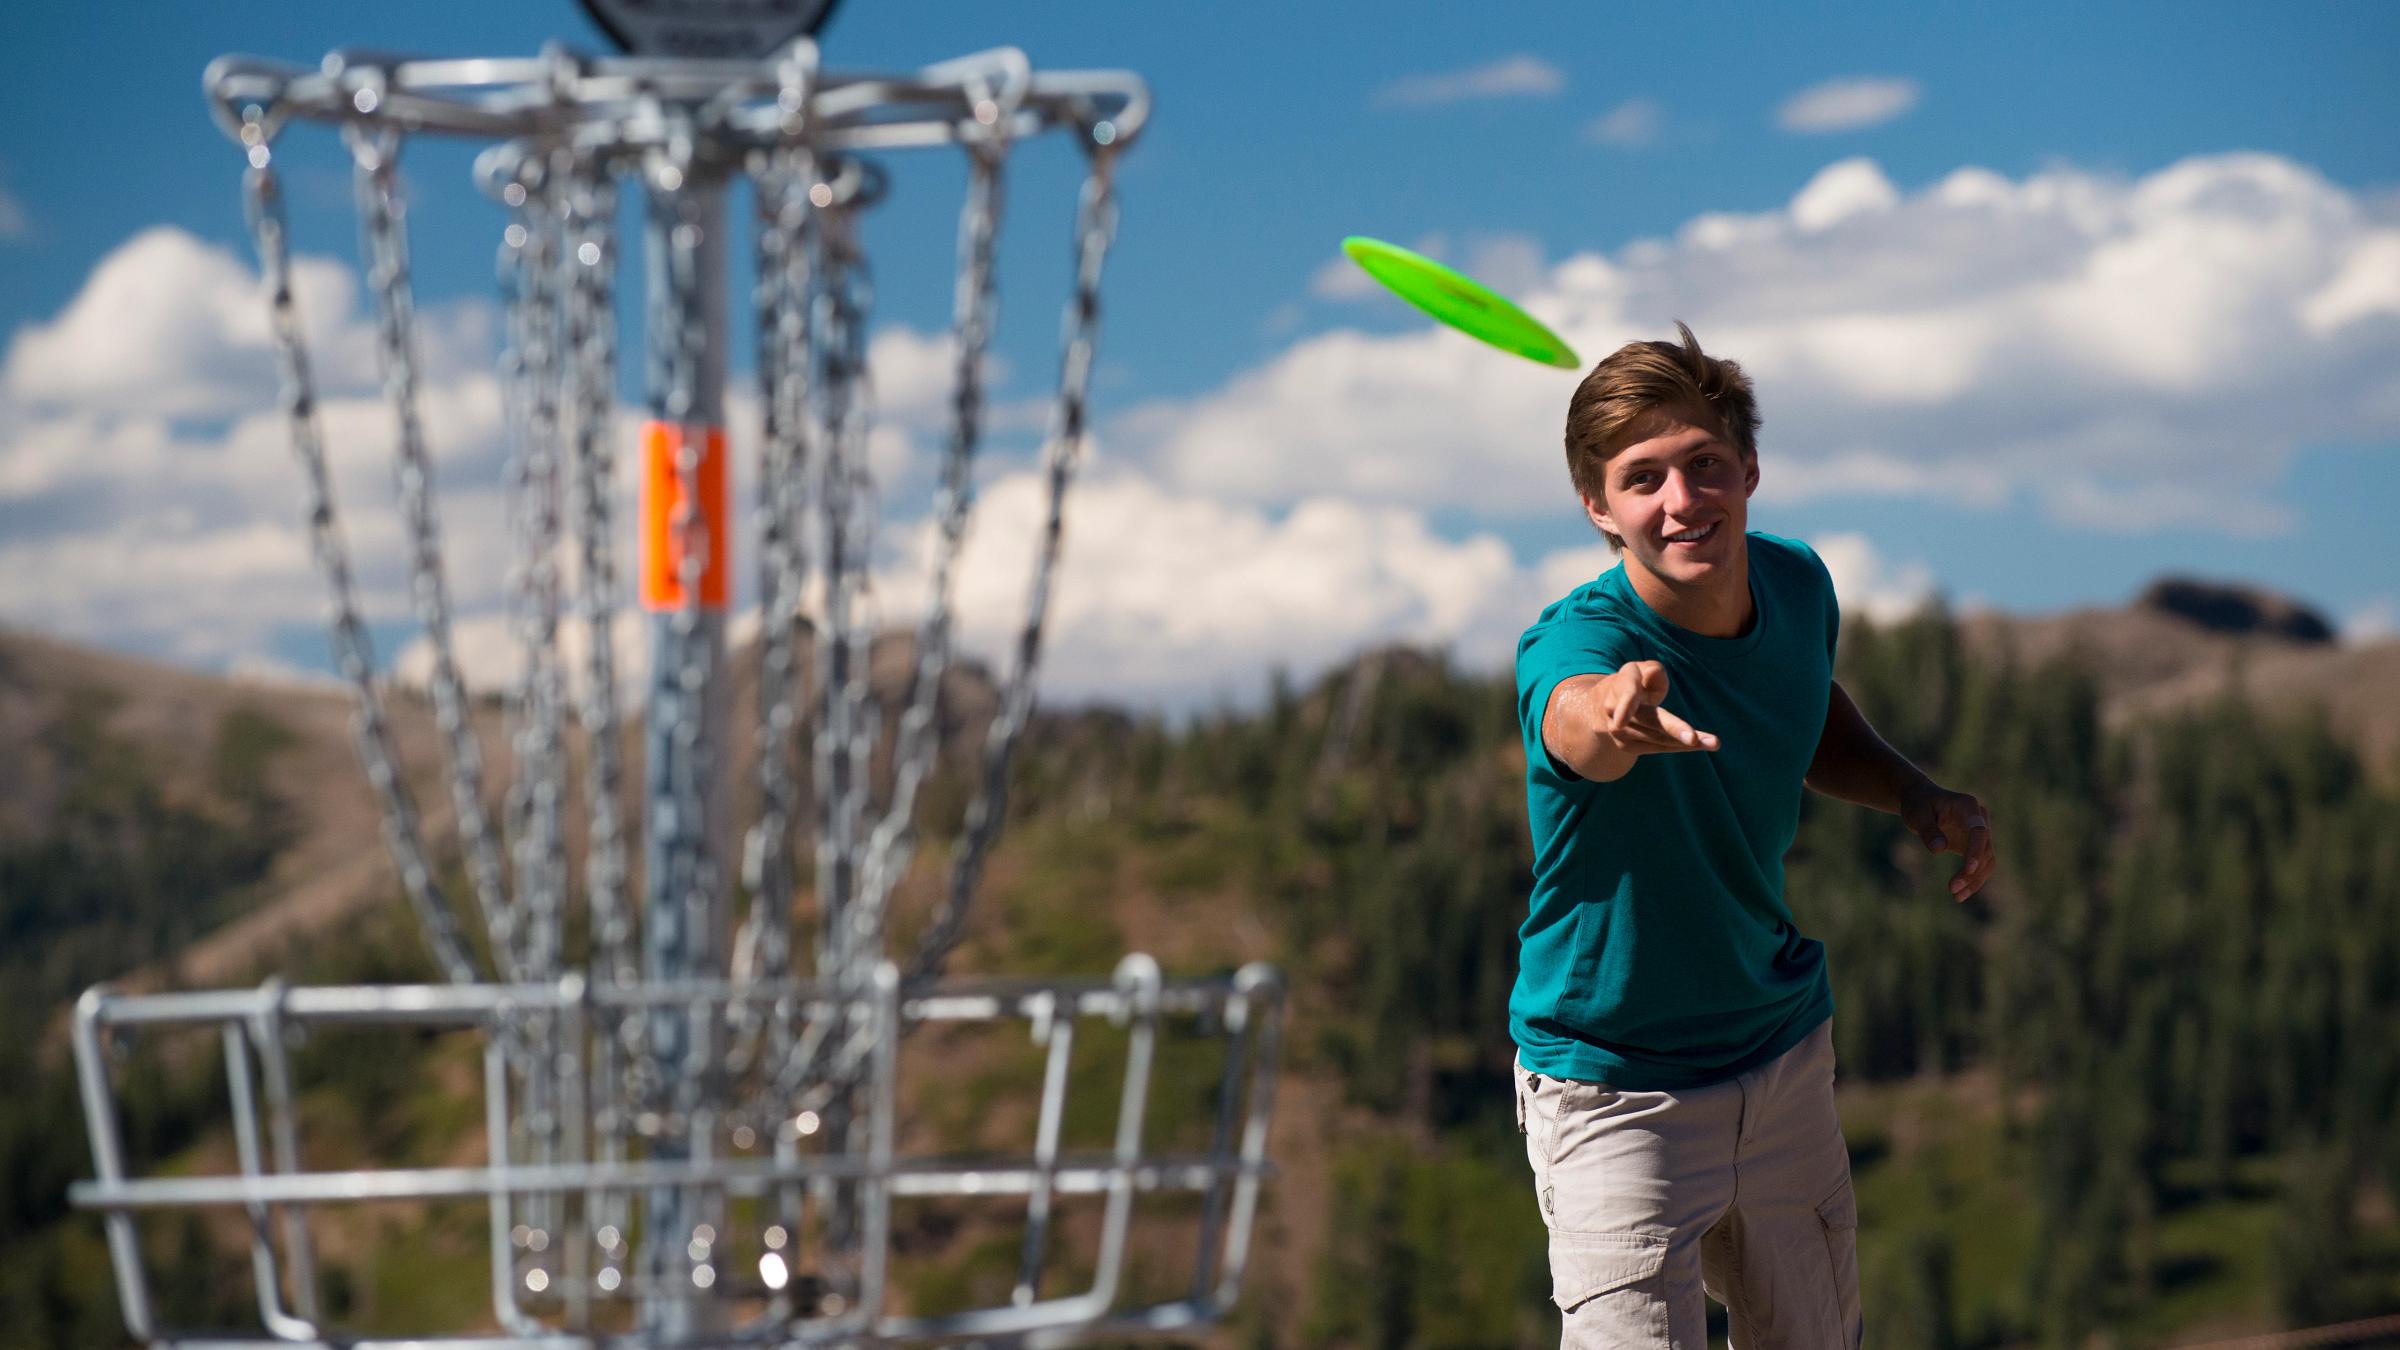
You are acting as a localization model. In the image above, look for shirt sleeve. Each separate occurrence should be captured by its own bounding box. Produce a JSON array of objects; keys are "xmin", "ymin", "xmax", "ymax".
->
[
  {"xmin": 1812, "ymin": 545, "xmax": 1841, "ymax": 663},
  {"xmin": 1515, "ymin": 613, "xmax": 1637, "ymax": 787},
  {"xmin": 1768, "ymin": 531, "xmax": 1842, "ymax": 665}
]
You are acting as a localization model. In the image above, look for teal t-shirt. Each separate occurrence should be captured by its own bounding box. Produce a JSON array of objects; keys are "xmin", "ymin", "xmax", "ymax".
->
[{"xmin": 1510, "ymin": 530, "xmax": 1837, "ymax": 1090}]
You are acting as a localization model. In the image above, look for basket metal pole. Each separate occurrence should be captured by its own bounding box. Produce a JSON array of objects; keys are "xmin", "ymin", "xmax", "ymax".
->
[{"xmin": 639, "ymin": 145, "xmax": 734, "ymax": 1341}]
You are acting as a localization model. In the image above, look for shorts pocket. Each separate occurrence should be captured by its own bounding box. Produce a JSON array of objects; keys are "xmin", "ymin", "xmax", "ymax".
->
[
  {"xmin": 1816, "ymin": 1186, "xmax": 1862, "ymax": 1349},
  {"xmin": 1548, "ymin": 1229, "xmax": 1669, "ymax": 1314}
]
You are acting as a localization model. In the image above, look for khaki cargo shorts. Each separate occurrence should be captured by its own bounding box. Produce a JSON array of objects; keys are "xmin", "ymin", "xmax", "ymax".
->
[{"xmin": 1514, "ymin": 1019, "xmax": 1862, "ymax": 1349}]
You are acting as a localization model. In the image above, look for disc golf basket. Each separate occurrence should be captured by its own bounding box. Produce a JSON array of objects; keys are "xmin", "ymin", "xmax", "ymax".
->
[{"xmin": 68, "ymin": 9, "xmax": 1283, "ymax": 1345}]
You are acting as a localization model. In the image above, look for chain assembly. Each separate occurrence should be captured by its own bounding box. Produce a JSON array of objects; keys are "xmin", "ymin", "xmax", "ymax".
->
[
  {"xmin": 234, "ymin": 113, "xmax": 480, "ymax": 989},
  {"xmin": 563, "ymin": 149, "xmax": 635, "ymax": 993},
  {"xmin": 347, "ymin": 106, "xmax": 524, "ymax": 984},
  {"xmin": 853, "ymin": 92, "xmax": 1012, "ymax": 973},
  {"xmin": 736, "ymin": 44, "xmax": 823, "ymax": 1000},
  {"xmin": 915, "ymin": 134, "xmax": 1124, "ymax": 983},
  {"xmin": 493, "ymin": 143, "xmax": 574, "ymax": 990}
]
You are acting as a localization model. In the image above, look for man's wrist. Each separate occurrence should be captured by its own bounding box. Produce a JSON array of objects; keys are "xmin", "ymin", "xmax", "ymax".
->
[{"xmin": 1894, "ymin": 767, "xmax": 1939, "ymax": 817}]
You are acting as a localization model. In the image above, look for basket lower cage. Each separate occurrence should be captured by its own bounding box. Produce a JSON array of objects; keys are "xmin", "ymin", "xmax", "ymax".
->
[{"xmin": 70, "ymin": 958, "xmax": 1283, "ymax": 1347}]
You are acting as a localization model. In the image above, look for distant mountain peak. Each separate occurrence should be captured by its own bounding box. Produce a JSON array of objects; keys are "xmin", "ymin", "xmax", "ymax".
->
[{"xmin": 2134, "ymin": 576, "xmax": 2336, "ymax": 645}]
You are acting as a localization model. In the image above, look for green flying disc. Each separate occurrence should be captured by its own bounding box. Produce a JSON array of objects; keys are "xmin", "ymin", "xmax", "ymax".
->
[{"xmin": 1341, "ymin": 236, "xmax": 1580, "ymax": 370}]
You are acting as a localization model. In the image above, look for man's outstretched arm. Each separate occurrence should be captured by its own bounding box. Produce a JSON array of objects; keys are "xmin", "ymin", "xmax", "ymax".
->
[
  {"xmin": 1806, "ymin": 680, "xmax": 1997, "ymax": 902},
  {"xmin": 1543, "ymin": 661, "xmax": 1719, "ymax": 784}
]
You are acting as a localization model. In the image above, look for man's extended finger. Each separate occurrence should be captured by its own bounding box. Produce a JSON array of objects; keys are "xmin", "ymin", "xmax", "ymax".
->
[
  {"xmin": 1648, "ymin": 706, "xmax": 1719, "ymax": 750},
  {"xmin": 1620, "ymin": 723, "xmax": 1713, "ymax": 754}
]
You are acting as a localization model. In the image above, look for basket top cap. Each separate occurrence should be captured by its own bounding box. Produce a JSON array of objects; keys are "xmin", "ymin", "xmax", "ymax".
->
[{"xmin": 578, "ymin": 0, "xmax": 842, "ymax": 58}]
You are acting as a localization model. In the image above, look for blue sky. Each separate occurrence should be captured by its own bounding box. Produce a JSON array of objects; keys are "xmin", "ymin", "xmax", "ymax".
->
[{"xmin": 2, "ymin": 1, "xmax": 2396, "ymax": 705}]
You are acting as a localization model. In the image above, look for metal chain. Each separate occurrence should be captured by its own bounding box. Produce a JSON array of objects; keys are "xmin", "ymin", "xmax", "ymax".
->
[
  {"xmin": 852, "ymin": 126, "xmax": 1008, "ymax": 964},
  {"xmin": 497, "ymin": 146, "xmax": 572, "ymax": 987},
  {"xmin": 344, "ymin": 113, "xmax": 522, "ymax": 982},
  {"xmin": 492, "ymin": 139, "xmax": 581, "ymax": 1265},
  {"xmin": 235, "ymin": 119, "xmax": 478, "ymax": 988},
  {"xmin": 809, "ymin": 179, "xmax": 879, "ymax": 990},
  {"xmin": 738, "ymin": 140, "xmax": 820, "ymax": 995},
  {"xmin": 563, "ymin": 150, "xmax": 636, "ymax": 993},
  {"xmin": 909, "ymin": 140, "xmax": 1123, "ymax": 984},
  {"xmin": 766, "ymin": 181, "xmax": 876, "ymax": 1109},
  {"xmin": 794, "ymin": 131, "xmax": 1115, "ymax": 1106},
  {"xmin": 724, "ymin": 145, "xmax": 823, "ymax": 1097},
  {"xmin": 557, "ymin": 151, "xmax": 650, "ymax": 1245},
  {"xmin": 647, "ymin": 122, "xmax": 724, "ymax": 1125}
]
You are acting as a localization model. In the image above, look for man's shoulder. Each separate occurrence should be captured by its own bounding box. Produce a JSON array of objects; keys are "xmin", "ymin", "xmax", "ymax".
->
[
  {"xmin": 1519, "ymin": 572, "xmax": 1641, "ymax": 654},
  {"xmin": 1745, "ymin": 528, "xmax": 1818, "ymax": 569},
  {"xmin": 1747, "ymin": 530, "xmax": 1833, "ymax": 593}
]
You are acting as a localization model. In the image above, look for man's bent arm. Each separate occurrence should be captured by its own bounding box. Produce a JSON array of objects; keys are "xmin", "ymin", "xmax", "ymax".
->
[
  {"xmin": 1808, "ymin": 680, "xmax": 1999, "ymax": 901},
  {"xmin": 1804, "ymin": 680, "xmax": 1930, "ymax": 813}
]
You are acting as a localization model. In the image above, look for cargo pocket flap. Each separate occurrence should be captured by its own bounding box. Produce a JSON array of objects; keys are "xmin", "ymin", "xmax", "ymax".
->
[
  {"xmin": 1549, "ymin": 1230, "xmax": 1668, "ymax": 1312},
  {"xmin": 1816, "ymin": 1184, "xmax": 1858, "ymax": 1232}
]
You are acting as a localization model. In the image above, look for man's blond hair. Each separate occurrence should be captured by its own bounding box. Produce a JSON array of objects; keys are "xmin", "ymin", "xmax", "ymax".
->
[{"xmin": 1563, "ymin": 322, "xmax": 1761, "ymax": 549}]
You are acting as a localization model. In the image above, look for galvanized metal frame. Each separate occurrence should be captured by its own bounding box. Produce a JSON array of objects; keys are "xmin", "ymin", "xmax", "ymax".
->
[
  {"xmin": 73, "ymin": 962, "xmax": 1285, "ymax": 1346},
  {"xmin": 202, "ymin": 47, "xmax": 1150, "ymax": 159}
]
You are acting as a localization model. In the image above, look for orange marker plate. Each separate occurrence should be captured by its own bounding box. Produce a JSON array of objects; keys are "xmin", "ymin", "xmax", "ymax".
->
[{"xmin": 639, "ymin": 421, "xmax": 730, "ymax": 611}]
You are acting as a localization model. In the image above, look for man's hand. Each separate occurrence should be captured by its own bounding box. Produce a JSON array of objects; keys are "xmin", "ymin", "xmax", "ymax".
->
[
  {"xmin": 1900, "ymin": 778, "xmax": 1996, "ymax": 902},
  {"xmin": 1545, "ymin": 661, "xmax": 1719, "ymax": 782},
  {"xmin": 1598, "ymin": 661, "xmax": 1719, "ymax": 756}
]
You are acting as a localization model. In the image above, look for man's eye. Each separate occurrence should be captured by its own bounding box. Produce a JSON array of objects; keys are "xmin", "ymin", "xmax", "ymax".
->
[{"xmin": 1694, "ymin": 456, "xmax": 1718, "ymax": 469}]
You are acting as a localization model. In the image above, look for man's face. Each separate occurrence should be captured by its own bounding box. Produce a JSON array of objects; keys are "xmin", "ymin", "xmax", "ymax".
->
[{"xmin": 1582, "ymin": 414, "xmax": 1759, "ymax": 588}]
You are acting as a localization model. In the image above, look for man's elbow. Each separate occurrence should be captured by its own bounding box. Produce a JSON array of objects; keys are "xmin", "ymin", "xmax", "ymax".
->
[{"xmin": 1558, "ymin": 736, "xmax": 1635, "ymax": 783}]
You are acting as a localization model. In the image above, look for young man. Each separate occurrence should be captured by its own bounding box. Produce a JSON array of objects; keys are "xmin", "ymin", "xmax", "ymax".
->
[{"xmin": 1512, "ymin": 324, "xmax": 1996, "ymax": 1348}]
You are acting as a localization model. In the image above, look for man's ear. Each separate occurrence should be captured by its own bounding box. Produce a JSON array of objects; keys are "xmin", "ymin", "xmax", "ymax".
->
[
  {"xmin": 1580, "ymin": 491, "xmax": 1617, "ymax": 539},
  {"xmin": 1743, "ymin": 454, "xmax": 1760, "ymax": 498}
]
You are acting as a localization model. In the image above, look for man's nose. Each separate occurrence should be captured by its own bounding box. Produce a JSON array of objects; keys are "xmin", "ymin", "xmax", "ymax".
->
[{"xmin": 1662, "ymin": 469, "xmax": 1697, "ymax": 513}]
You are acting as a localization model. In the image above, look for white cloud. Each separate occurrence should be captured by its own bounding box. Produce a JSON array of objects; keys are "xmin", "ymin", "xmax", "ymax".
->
[
  {"xmin": 1534, "ymin": 543, "xmax": 1619, "ymax": 608},
  {"xmin": 879, "ymin": 465, "xmax": 1538, "ymax": 708},
  {"xmin": 2343, "ymin": 598, "xmax": 2396, "ymax": 645},
  {"xmin": 1787, "ymin": 157, "xmax": 1900, "ymax": 232},
  {"xmin": 1119, "ymin": 152, "xmax": 2400, "ymax": 537},
  {"xmin": 225, "ymin": 652, "xmax": 351, "ymax": 693},
  {"xmin": 1812, "ymin": 532, "xmax": 1938, "ymax": 624},
  {"xmin": 1373, "ymin": 56, "xmax": 1564, "ymax": 109},
  {"xmin": 2301, "ymin": 230, "xmax": 2400, "ymax": 334},
  {"xmin": 392, "ymin": 606, "xmax": 651, "ymax": 707},
  {"xmin": 1586, "ymin": 98, "xmax": 1662, "ymax": 149},
  {"xmin": 1778, "ymin": 77, "xmax": 1922, "ymax": 134},
  {"xmin": 1114, "ymin": 323, "xmax": 1570, "ymax": 515},
  {"xmin": 0, "ymin": 225, "xmax": 969, "ymax": 682},
  {"xmin": 865, "ymin": 472, "xmax": 1941, "ymax": 708},
  {"xmin": 0, "ymin": 227, "xmax": 489, "ymax": 420}
]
